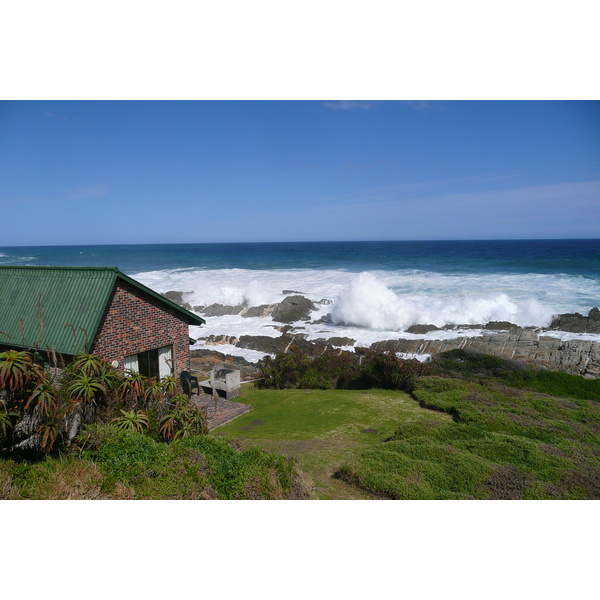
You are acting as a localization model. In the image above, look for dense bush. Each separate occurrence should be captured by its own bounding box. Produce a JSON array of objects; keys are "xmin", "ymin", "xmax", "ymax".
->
[
  {"xmin": 257, "ymin": 346, "xmax": 429, "ymax": 392},
  {"xmin": 0, "ymin": 349, "xmax": 206, "ymax": 459}
]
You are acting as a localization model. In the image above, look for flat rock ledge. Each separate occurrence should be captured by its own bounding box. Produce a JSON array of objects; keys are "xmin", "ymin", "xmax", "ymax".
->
[
  {"xmin": 371, "ymin": 329, "xmax": 600, "ymax": 378},
  {"xmin": 223, "ymin": 328, "xmax": 600, "ymax": 378}
]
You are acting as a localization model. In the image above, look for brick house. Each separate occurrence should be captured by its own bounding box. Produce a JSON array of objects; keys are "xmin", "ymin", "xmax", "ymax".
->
[{"xmin": 0, "ymin": 266, "xmax": 205, "ymax": 378}]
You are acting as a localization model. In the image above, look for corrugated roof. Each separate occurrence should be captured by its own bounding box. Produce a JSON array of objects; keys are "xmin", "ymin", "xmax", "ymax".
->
[{"xmin": 0, "ymin": 266, "xmax": 205, "ymax": 356}]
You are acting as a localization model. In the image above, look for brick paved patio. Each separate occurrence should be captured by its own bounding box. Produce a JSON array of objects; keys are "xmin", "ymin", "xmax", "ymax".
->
[{"xmin": 192, "ymin": 393, "xmax": 253, "ymax": 430}]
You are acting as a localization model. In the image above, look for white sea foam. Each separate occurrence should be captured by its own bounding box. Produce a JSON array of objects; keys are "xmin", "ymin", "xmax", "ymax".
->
[
  {"xmin": 396, "ymin": 352, "xmax": 432, "ymax": 363},
  {"xmin": 191, "ymin": 342, "xmax": 272, "ymax": 363},
  {"xmin": 330, "ymin": 272, "xmax": 556, "ymax": 330},
  {"xmin": 0, "ymin": 253, "xmax": 36, "ymax": 264},
  {"xmin": 537, "ymin": 330, "xmax": 600, "ymax": 342},
  {"xmin": 133, "ymin": 267, "xmax": 600, "ymax": 360}
]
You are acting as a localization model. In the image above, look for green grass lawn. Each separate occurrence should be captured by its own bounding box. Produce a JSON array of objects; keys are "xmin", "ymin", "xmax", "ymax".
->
[
  {"xmin": 337, "ymin": 376, "xmax": 600, "ymax": 499},
  {"xmin": 212, "ymin": 386, "xmax": 452, "ymax": 499},
  {"xmin": 214, "ymin": 374, "xmax": 600, "ymax": 500}
]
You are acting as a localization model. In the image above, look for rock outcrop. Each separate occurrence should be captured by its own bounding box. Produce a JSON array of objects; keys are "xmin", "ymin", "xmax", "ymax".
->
[
  {"xmin": 201, "ymin": 304, "xmax": 244, "ymax": 317},
  {"xmin": 549, "ymin": 308, "xmax": 600, "ymax": 334},
  {"xmin": 241, "ymin": 305, "xmax": 274, "ymax": 318},
  {"xmin": 271, "ymin": 295, "xmax": 316, "ymax": 323},
  {"xmin": 371, "ymin": 328, "xmax": 600, "ymax": 378},
  {"xmin": 162, "ymin": 290, "xmax": 193, "ymax": 311}
]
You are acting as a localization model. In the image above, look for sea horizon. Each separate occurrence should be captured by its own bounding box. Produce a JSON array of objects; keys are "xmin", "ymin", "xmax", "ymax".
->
[{"xmin": 2, "ymin": 239, "xmax": 599, "ymax": 363}]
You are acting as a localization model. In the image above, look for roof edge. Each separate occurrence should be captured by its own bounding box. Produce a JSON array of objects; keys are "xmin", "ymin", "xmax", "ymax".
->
[
  {"xmin": 115, "ymin": 270, "xmax": 206, "ymax": 326},
  {"xmin": 0, "ymin": 265, "xmax": 206, "ymax": 327}
]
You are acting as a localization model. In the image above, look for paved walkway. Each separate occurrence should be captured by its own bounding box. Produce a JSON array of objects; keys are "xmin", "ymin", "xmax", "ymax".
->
[{"xmin": 192, "ymin": 393, "xmax": 253, "ymax": 431}]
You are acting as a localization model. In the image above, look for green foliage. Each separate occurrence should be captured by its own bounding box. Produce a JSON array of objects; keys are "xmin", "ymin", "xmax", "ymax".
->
[
  {"xmin": 159, "ymin": 394, "xmax": 207, "ymax": 442},
  {"xmin": 25, "ymin": 379, "xmax": 59, "ymax": 417},
  {"xmin": 62, "ymin": 424, "xmax": 304, "ymax": 499},
  {"xmin": 433, "ymin": 349, "xmax": 600, "ymax": 400},
  {"xmin": 66, "ymin": 374, "xmax": 106, "ymax": 404},
  {"xmin": 0, "ymin": 347, "xmax": 206, "ymax": 460},
  {"xmin": 0, "ymin": 349, "xmax": 39, "ymax": 398},
  {"xmin": 336, "ymin": 375, "xmax": 600, "ymax": 499},
  {"xmin": 119, "ymin": 371, "xmax": 147, "ymax": 408},
  {"xmin": 0, "ymin": 406, "xmax": 19, "ymax": 440},
  {"xmin": 434, "ymin": 348, "xmax": 529, "ymax": 379},
  {"xmin": 112, "ymin": 409, "xmax": 150, "ymax": 434},
  {"xmin": 514, "ymin": 370, "xmax": 600, "ymax": 401},
  {"xmin": 257, "ymin": 347, "xmax": 429, "ymax": 392},
  {"xmin": 160, "ymin": 375, "xmax": 178, "ymax": 398},
  {"xmin": 38, "ymin": 417, "xmax": 63, "ymax": 452},
  {"xmin": 70, "ymin": 353, "xmax": 105, "ymax": 377}
]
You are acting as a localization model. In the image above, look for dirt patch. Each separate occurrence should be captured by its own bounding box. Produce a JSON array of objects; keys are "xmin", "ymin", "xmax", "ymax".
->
[
  {"xmin": 361, "ymin": 428, "xmax": 379, "ymax": 434},
  {"xmin": 249, "ymin": 419, "xmax": 266, "ymax": 426}
]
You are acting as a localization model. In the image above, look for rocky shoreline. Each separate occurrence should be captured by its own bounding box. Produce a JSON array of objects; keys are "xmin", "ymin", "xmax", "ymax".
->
[{"xmin": 164, "ymin": 290, "xmax": 600, "ymax": 379}]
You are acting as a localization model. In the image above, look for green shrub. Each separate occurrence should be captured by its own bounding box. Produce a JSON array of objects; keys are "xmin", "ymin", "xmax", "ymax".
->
[
  {"xmin": 257, "ymin": 347, "xmax": 429, "ymax": 392},
  {"xmin": 67, "ymin": 424, "xmax": 307, "ymax": 499}
]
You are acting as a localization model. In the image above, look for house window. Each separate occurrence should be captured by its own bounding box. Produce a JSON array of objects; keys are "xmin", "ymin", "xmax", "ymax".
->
[{"xmin": 124, "ymin": 345, "xmax": 174, "ymax": 379}]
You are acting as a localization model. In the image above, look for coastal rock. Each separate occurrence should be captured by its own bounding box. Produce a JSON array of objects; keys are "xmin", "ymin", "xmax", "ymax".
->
[
  {"xmin": 326, "ymin": 337, "xmax": 356, "ymax": 347},
  {"xmin": 237, "ymin": 335, "xmax": 290, "ymax": 354},
  {"xmin": 201, "ymin": 334, "xmax": 239, "ymax": 346},
  {"xmin": 271, "ymin": 295, "xmax": 316, "ymax": 323},
  {"xmin": 282, "ymin": 290, "xmax": 304, "ymax": 295},
  {"xmin": 370, "ymin": 330, "xmax": 600, "ymax": 378},
  {"xmin": 317, "ymin": 298, "xmax": 333, "ymax": 305},
  {"xmin": 162, "ymin": 290, "xmax": 193, "ymax": 311},
  {"xmin": 237, "ymin": 333, "xmax": 321, "ymax": 356},
  {"xmin": 200, "ymin": 304, "xmax": 244, "ymax": 317},
  {"xmin": 190, "ymin": 349, "xmax": 259, "ymax": 379},
  {"xmin": 550, "ymin": 308, "xmax": 600, "ymax": 334},
  {"xmin": 241, "ymin": 305, "xmax": 275, "ymax": 318},
  {"xmin": 406, "ymin": 324, "xmax": 440, "ymax": 334},
  {"xmin": 312, "ymin": 313, "xmax": 332, "ymax": 325},
  {"xmin": 484, "ymin": 321, "xmax": 520, "ymax": 331}
]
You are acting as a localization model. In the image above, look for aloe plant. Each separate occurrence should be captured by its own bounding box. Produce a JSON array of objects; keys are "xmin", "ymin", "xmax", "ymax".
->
[
  {"xmin": 0, "ymin": 406, "xmax": 19, "ymax": 440},
  {"xmin": 38, "ymin": 418, "xmax": 62, "ymax": 451},
  {"xmin": 71, "ymin": 353, "xmax": 105, "ymax": 377},
  {"xmin": 144, "ymin": 380, "xmax": 164, "ymax": 406},
  {"xmin": 25, "ymin": 379, "xmax": 58, "ymax": 417},
  {"xmin": 159, "ymin": 394, "xmax": 207, "ymax": 441},
  {"xmin": 160, "ymin": 375, "xmax": 178, "ymax": 398},
  {"xmin": 119, "ymin": 371, "xmax": 147, "ymax": 408},
  {"xmin": 0, "ymin": 349, "xmax": 39, "ymax": 396},
  {"xmin": 66, "ymin": 374, "xmax": 106, "ymax": 404},
  {"xmin": 112, "ymin": 408, "xmax": 150, "ymax": 433}
]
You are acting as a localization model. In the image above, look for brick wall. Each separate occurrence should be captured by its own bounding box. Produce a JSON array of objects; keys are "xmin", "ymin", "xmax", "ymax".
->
[{"xmin": 91, "ymin": 279, "xmax": 191, "ymax": 374}]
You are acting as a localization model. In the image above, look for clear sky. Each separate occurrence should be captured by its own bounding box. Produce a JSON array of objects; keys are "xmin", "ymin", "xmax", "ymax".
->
[{"xmin": 1, "ymin": 100, "xmax": 598, "ymax": 245}]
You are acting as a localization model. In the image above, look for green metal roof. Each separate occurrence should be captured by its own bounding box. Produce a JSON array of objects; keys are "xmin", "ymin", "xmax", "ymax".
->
[{"xmin": 0, "ymin": 266, "xmax": 205, "ymax": 356}]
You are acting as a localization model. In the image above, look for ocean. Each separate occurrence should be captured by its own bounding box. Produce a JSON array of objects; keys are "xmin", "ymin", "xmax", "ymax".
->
[{"xmin": 2, "ymin": 240, "xmax": 599, "ymax": 361}]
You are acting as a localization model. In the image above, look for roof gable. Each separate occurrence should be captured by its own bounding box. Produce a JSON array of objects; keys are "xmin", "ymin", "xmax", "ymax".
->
[{"xmin": 0, "ymin": 266, "xmax": 205, "ymax": 355}]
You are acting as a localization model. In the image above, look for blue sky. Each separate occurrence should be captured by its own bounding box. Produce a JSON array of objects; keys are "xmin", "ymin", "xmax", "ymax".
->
[{"xmin": 1, "ymin": 100, "xmax": 599, "ymax": 245}]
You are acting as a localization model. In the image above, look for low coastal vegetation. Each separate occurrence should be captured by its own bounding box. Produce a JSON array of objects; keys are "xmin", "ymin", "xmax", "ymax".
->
[
  {"xmin": 2, "ymin": 345, "xmax": 599, "ymax": 500},
  {"xmin": 0, "ymin": 349, "xmax": 311, "ymax": 499},
  {"xmin": 334, "ymin": 350, "xmax": 600, "ymax": 499},
  {"xmin": 256, "ymin": 346, "xmax": 429, "ymax": 392},
  {"xmin": 235, "ymin": 348, "xmax": 600, "ymax": 499}
]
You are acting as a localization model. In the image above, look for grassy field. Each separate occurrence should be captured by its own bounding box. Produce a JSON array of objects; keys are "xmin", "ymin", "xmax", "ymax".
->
[
  {"xmin": 212, "ymin": 386, "xmax": 452, "ymax": 499},
  {"xmin": 339, "ymin": 376, "xmax": 600, "ymax": 499},
  {"xmin": 214, "ymin": 365, "xmax": 600, "ymax": 500}
]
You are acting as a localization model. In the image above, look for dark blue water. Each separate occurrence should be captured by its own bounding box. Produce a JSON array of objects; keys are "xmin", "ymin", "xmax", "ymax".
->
[{"xmin": 1, "ymin": 239, "xmax": 599, "ymax": 278}]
